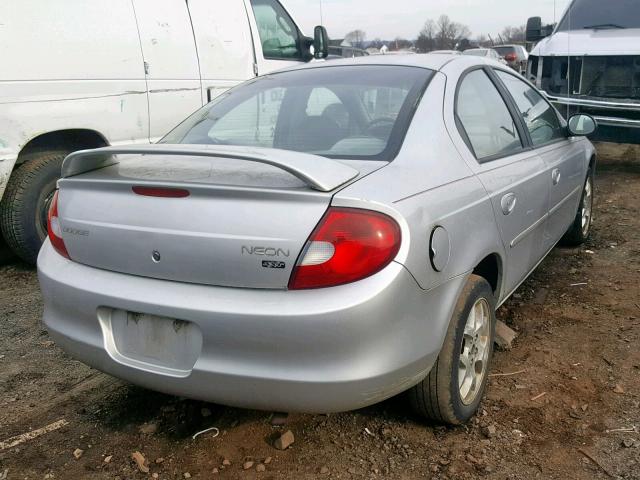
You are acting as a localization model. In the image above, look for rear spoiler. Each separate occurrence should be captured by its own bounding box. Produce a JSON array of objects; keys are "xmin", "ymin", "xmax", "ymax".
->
[{"xmin": 61, "ymin": 144, "xmax": 360, "ymax": 192}]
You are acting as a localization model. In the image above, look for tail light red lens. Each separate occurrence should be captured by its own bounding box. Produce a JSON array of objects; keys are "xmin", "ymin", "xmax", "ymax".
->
[
  {"xmin": 132, "ymin": 186, "xmax": 190, "ymax": 198},
  {"xmin": 288, "ymin": 207, "xmax": 401, "ymax": 290},
  {"xmin": 47, "ymin": 190, "xmax": 70, "ymax": 259},
  {"xmin": 505, "ymin": 53, "xmax": 517, "ymax": 62}
]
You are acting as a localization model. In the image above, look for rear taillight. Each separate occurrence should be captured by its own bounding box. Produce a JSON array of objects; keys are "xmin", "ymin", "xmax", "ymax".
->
[
  {"xmin": 505, "ymin": 53, "xmax": 517, "ymax": 62},
  {"xmin": 47, "ymin": 191, "xmax": 70, "ymax": 259},
  {"xmin": 288, "ymin": 207, "xmax": 401, "ymax": 290}
]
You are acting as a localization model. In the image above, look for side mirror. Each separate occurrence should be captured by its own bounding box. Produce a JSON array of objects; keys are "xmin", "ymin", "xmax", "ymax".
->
[
  {"xmin": 313, "ymin": 25, "xmax": 329, "ymax": 59},
  {"xmin": 526, "ymin": 17, "xmax": 543, "ymax": 42},
  {"xmin": 567, "ymin": 114, "xmax": 597, "ymax": 136}
]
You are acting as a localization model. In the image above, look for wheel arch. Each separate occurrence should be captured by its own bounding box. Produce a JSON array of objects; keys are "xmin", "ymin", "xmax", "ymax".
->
[
  {"xmin": 589, "ymin": 152, "xmax": 596, "ymax": 173},
  {"xmin": 471, "ymin": 252, "xmax": 503, "ymax": 300},
  {"xmin": 17, "ymin": 129, "xmax": 109, "ymax": 165}
]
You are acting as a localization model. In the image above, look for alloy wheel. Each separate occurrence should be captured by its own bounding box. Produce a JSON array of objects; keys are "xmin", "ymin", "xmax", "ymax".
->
[
  {"xmin": 581, "ymin": 177, "xmax": 593, "ymax": 237},
  {"xmin": 458, "ymin": 297, "xmax": 491, "ymax": 405}
]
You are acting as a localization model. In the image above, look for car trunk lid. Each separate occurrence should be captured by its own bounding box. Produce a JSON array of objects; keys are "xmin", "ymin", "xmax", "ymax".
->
[{"xmin": 56, "ymin": 146, "xmax": 380, "ymax": 289}]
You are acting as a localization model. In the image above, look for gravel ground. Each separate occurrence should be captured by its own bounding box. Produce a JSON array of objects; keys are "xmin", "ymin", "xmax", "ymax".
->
[{"xmin": 0, "ymin": 143, "xmax": 639, "ymax": 480}]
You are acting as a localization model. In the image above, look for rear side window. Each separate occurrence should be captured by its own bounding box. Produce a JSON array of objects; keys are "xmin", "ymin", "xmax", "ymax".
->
[
  {"xmin": 495, "ymin": 70, "xmax": 565, "ymax": 147},
  {"xmin": 250, "ymin": 0, "xmax": 302, "ymax": 60},
  {"xmin": 456, "ymin": 70, "xmax": 523, "ymax": 160}
]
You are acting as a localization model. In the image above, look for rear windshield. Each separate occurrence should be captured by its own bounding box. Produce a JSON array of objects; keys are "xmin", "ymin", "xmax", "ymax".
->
[
  {"xmin": 493, "ymin": 47, "xmax": 515, "ymax": 56},
  {"xmin": 556, "ymin": 0, "xmax": 640, "ymax": 31},
  {"xmin": 463, "ymin": 49, "xmax": 488, "ymax": 57},
  {"xmin": 161, "ymin": 66, "xmax": 433, "ymax": 161}
]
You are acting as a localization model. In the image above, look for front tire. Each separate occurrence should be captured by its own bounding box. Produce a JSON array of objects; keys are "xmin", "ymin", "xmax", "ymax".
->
[
  {"xmin": 0, "ymin": 150, "xmax": 67, "ymax": 264},
  {"xmin": 409, "ymin": 274, "xmax": 496, "ymax": 424},
  {"xmin": 561, "ymin": 170, "xmax": 594, "ymax": 246}
]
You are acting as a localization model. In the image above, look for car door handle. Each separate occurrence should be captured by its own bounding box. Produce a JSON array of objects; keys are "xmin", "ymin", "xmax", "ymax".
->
[
  {"xmin": 552, "ymin": 168, "xmax": 561, "ymax": 185},
  {"xmin": 500, "ymin": 193, "xmax": 517, "ymax": 215}
]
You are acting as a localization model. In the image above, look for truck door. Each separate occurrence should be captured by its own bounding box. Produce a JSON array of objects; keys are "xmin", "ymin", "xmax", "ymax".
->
[
  {"xmin": 244, "ymin": 0, "xmax": 307, "ymax": 75},
  {"xmin": 186, "ymin": 0, "xmax": 256, "ymax": 102},
  {"xmin": 131, "ymin": 0, "xmax": 203, "ymax": 141}
]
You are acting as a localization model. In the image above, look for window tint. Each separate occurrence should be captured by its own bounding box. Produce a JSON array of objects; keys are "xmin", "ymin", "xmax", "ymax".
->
[
  {"xmin": 250, "ymin": 0, "xmax": 302, "ymax": 60},
  {"xmin": 556, "ymin": 0, "xmax": 640, "ymax": 31},
  {"xmin": 360, "ymin": 86, "xmax": 409, "ymax": 119},
  {"xmin": 456, "ymin": 70, "xmax": 523, "ymax": 160},
  {"xmin": 162, "ymin": 66, "xmax": 433, "ymax": 161},
  {"xmin": 305, "ymin": 88, "xmax": 351, "ymax": 130},
  {"xmin": 493, "ymin": 46, "xmax": 514, "ymax": 56},
  {"xmin": 495, "ymin": 71, "xmax": 565, "ymax": 146},
  {"xmin": 205, "ymin": 88, "xmax": 285, "ymax": 148}
]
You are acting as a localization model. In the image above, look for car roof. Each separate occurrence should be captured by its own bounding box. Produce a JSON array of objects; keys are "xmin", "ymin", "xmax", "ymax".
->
[{"xmin": 278, "ymin": 53, "xmax": 492, "ymax": 74}]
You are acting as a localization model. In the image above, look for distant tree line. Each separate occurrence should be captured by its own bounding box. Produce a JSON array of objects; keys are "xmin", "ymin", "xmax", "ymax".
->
[{"xmin": 344, "ymin": 19, "xmax": 526, "ymax": 53}]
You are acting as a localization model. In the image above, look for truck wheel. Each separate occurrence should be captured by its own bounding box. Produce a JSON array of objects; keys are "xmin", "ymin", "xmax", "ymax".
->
[
  {"xmin": 409, "ymin": 274, "xmax": 496, "ymax": 424},
  {"xmin": 0, "ymin": 150, "xmax": 68, "ymax": 264},
  {"xmin": 560, "ymin": 170, "xmax": 594, "ymax": 247}
]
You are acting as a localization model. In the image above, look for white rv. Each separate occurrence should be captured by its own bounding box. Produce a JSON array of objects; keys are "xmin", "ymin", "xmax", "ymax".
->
[
  {"xmin": 0, "ymin": 0, "xmax": 328, "ymax": 263},
  {"xmin": 526, "ymin": 0, "xmax": 640, "ymax": 144}
]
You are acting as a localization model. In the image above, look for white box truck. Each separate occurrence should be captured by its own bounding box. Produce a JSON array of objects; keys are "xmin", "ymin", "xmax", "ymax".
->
[
  {"xmin": 526, "ymin": 0, "xmax": 640, "ymax": 144},
  {"xmin": 0, "ymin": 0, "xmax": 328, "ymax": 263}
]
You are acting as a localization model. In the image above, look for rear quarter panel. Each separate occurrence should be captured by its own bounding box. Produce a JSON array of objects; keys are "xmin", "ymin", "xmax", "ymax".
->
[{"xmin": 334, "ymin": 72, "xmax": 505, "ymax": 293}]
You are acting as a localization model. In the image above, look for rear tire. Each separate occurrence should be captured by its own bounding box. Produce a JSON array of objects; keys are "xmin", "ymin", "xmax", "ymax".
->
[
  {"xmin": 0, "ymin": 150, "xmax": 68, "ymax": 264},
  {"xmin": 560, "ymin": 170, "xmax": 594, "ymax": 247},
  {"xmin": 409, "ymin": 274, "xmax": 496, "ymax": 424}
]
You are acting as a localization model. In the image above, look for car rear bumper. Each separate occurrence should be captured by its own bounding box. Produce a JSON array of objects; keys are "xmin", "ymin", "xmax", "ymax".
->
[{"xmin": 38, "ymin": 241, "xmax": 465, "ymax": 413}]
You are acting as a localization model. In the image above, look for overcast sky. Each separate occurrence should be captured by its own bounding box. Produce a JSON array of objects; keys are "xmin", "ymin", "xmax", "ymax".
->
[{"xmin": 284, "ymin": 0, "xmax": 571, "ymax": 40}]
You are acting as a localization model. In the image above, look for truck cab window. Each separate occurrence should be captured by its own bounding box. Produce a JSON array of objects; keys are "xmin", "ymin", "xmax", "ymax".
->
[{"xmin": 250, "ymin": 0, "xmax": 302, "ymax": 60}]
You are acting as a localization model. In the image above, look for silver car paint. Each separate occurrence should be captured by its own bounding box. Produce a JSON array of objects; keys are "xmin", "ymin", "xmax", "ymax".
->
[
  {"xmin": 39, "ymin": 241, "xmax": 466, "ymax": 412},
  {"xmin": 62, "ymin": 145, "xmax": 361, "ymax": 192},
  {"xmin": 38, "ymin": 54, "xmax": 595, "ymax": 412},
  {"xmin": 56, "ymin": 154, "xmax": 384, "ymax": 289}
]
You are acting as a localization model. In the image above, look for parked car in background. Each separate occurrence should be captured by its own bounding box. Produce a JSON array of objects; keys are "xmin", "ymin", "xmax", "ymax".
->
[
  {"xmin": 526, "ymin": 0, "xmax": 640, "ymax": 143},
  {"xmin": 0, "ymin": 0, "xmax": 328, "ymax": 264},
  {"xmin": 39, "ymin": 54, "xmax": 597, "ymax": 425},
  {"xmin": 463, "ymin": 48, "xmax": 508, "ymax": 65},
  {"xmin": 430, "ymin": 50, "xmax": 462, "ymax": 55},
  {"xmin": 493, "ymin": 45, "xmax": 529, "ymax": 74}
]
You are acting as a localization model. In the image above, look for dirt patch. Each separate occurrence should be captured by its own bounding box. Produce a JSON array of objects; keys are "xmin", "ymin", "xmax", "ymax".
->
[{"xmin": 1, "ymin": 144, "xmax": 639, "ymax": 479}]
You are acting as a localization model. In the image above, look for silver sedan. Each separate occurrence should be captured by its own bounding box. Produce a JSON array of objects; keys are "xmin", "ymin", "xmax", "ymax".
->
[{"xmin": 38, "ymin": 54, "xmax": 597, "ymax": 424}]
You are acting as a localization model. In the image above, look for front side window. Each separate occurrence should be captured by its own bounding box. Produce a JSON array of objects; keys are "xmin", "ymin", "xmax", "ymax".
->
[
  {"xmin": 250, "ymin": 0, "xmax": 302, "ymax": 60},
  {"xmin": 495, "ymin": 70, "xmax": 565, "ymax": 146},
  {"xmin": 162, "ymin": 66, "xmax": 433, "ymax": 161},
  {"xmin": 456, "ymin": 69, "xmax": 523, "ymax": 160},
  {"xmin": 556, "ymin": 0, "xmax": 640, "ymax": 31}
]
